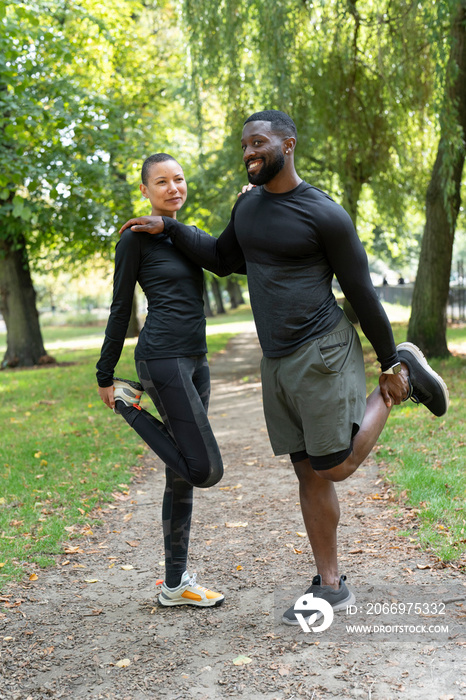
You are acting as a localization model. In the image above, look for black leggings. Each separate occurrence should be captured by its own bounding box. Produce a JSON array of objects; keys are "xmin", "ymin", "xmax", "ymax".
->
[{"xmin": 116, "ymin": 355, "xmax": 223, "ymax": 587}]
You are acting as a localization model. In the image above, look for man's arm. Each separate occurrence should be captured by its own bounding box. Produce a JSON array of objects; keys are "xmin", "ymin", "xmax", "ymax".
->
[
  {"xmin": 163, "ymin": 216, "xmax": 245, "ymax": 277},
  {"xmin": 320, "ymin": 208, "xmax": 408, "ymax": 406},
  {"xmin": 118, "ymin": 211, "xmax": 246, "ymax": 277}
]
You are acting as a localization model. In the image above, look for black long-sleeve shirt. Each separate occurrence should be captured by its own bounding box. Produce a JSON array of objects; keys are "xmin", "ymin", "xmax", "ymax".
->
[
  {"xmin": 96, "ymin": 227, "xmax": 207, "ymax": 387},
  {"xmin": 163, "ymin": 181, "xmax": 398, "ymax": 370}
]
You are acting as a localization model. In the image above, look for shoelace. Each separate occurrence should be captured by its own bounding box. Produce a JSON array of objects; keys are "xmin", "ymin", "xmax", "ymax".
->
[{"xmin": 188, "ymin": 573, "xmax": 209, "ymax": 592}]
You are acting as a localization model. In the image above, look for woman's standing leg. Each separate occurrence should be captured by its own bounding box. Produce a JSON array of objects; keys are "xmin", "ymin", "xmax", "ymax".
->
[
  {"xmin": 161, "ymin": 354, "xmax": 211, "ymax": 587},
  {"xmin": 156, "ymin": 355, "xmax": 224, "ymax": 604},
  {"xmin": 162, "ymin": 467, "xmax": 193, "ymax": 588}
]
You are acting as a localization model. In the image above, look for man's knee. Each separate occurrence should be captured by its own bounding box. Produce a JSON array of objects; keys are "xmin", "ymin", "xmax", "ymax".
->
[{"xmin": 313, "ymin": 453, "xmax": 359, "ymax": 482}]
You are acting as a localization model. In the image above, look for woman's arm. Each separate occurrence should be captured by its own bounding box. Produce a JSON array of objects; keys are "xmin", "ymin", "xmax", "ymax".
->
[{"xmin": 96, "ymin": 230, "xmax": 140, "ymax": 392}]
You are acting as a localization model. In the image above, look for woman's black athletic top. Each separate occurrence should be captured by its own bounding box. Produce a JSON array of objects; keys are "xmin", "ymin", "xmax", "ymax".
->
[
  {"xmin": 96, "ymin": 227, "xmax": 207, "ymax": 387},
  {"xmin": 163, "ymin": 181, "xmax": 399, "ymax": 371}
]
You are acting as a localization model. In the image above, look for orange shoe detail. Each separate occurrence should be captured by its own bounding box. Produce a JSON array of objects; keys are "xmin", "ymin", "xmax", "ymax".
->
[{"xmin": 181, "ymin": 590, "xmax": 203, "ymax": 601}]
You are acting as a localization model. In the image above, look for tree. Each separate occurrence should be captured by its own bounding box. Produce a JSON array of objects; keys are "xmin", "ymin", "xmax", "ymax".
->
[
  {"xmin": 0, "ymin": 1, "xmax": 115, "ymax": 366},
  {"xmin": 408, "ymin": 1, "xmax": 466, "ymax": 357},
  {"xmin": 180, "ymin": 0, "xmax": 437, "ymax": 256},
  {"xmin": 0, "ymin": 0, "xmax": 186, "ymax": 366}
]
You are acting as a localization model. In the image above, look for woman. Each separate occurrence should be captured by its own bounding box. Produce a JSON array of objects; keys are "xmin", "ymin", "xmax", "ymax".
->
[{"xmin": 97, "ymin": 153, "xmax": 224, "ymax": 608}]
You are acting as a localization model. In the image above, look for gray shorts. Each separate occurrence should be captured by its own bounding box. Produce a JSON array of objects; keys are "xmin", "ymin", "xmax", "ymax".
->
[{"xmin": 261, "ymin": 314, "xmax": 366, "ymax": 468}]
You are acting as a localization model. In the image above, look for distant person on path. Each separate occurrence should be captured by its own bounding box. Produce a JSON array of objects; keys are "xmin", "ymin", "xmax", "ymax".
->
[
  {"xmin": 97, "ymin": 153, "xmax": 224, "ymax": 609},
  {"xmin": 118, "ymin": 111, "xmax": 449, "ymax": 626}
]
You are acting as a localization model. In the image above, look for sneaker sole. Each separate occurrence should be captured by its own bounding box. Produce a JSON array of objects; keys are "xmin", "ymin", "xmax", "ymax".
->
[
  {"xmin": 282, "ymin": 589, "xmax": 356, "ymax": 626},
  {"xmin": 397, "ymin": 342, "xmax": 450, "ymax": 415},
  {"xmin": 157, "ymin": 595, "xmax": 225, "ymax": 608}
]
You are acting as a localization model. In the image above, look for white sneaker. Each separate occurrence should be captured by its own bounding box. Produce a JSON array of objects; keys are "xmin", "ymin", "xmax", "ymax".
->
[
  {"xmin": 158, "ymin": 572, "xmax": 225, "ymax": 608},
  {"xmin": 113, "ymin": 377, "xmax": 144, "ymax": 414}
]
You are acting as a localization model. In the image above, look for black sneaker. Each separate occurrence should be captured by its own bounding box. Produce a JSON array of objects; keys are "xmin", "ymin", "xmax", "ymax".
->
[
  {"xmin": 282, "ymin": 574, "xmax": 355, "ymax": 626},
  {"xmin": 113, "ymin": 377, "xmax": 144, "ymax": 415},
  {"xmin": 396, "ymin": 342, "xmax": 449, "ymax": 417}
]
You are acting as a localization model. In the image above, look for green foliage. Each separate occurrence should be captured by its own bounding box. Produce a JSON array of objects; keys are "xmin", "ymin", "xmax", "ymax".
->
[
  {"xmin": 180, "ymin": 0, "xmax": 440, "ymax": 248},
  {"xmin": 0, "ymin": 0, "xmax": 191, "ymax": 269}
]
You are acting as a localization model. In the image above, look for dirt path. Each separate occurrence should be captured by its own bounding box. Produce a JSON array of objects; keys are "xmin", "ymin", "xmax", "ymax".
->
[{"xmin": 1, "ymin": 330, "xmax": 465, "ymax": 700}]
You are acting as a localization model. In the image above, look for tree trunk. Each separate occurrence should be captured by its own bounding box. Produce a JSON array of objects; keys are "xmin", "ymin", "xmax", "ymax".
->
[
  {"xmin": 0, "ymin": 234, "xmax": 54, "ymax": 368},
  {"xmin": 210, "ymin": 276, "xmax": 225, "ymax": 315},
  {"xmin": 408, "ymin": 2, "xmax": 466, "ymax": 357},
  {"xmin": 226, "ymin": 278, "xmax": 238, "ymax": 309},
  {"xmin": 226, "ymin": 277, "xmax": 245, "ymax": 309},
  {"xmin": 203, "ymin": 273, "xmax": 214, "ymax": 317},
  {"xmin": 126, "ymin": 291, "xmax": 140, "ymax": 338}
]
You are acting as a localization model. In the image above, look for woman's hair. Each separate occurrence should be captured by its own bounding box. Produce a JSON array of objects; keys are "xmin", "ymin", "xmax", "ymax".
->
[{"xmin": 141, "ymin": 153, "xmax": 178, "ymax": 185}]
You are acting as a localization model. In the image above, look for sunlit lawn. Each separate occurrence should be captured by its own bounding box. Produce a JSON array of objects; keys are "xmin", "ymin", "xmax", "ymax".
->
[
  {"xmin": 0, "ymin": 326, "xmax": 238, "ymax": 588},
  {"xmin": 360, "ymin": 322, "xmax": 466, "ymax": 564},
  {"xmin": 0, "ymin": 307, "xmax": 465, "ymax": 591}
]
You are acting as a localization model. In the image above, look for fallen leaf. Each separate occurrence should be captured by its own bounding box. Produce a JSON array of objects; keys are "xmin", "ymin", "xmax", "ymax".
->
[
  {"xmin": 0, "ymin": 563, "xmax": 5, "ymax": 569},
  {"xmin": 123, "ymin": 513, "xmax": 133, "ymax": 522},
  {"xmin": 232, "ymin": 655, "xmax": 252, "ymax": 666},
  {"xmin": 225, "ymin": 522, "xmax": 248, "ymax": 528},
  {"xmin": 125, "ymin": 540, "xmax": 139, "ymax": 548},
  {"xmin": 29, "ymin": 573, "xmax": 38, "ymax": 581},
  {"xmin": 121, "ymin": 565, "xmax": 134, "ymax": 571},
  {"xmin": 64, "ymin": 546, "xmax": 84, "ymax": 554},
  {"xmin": 115, "ymin": 658, "xmax": 131, "ymax": 668},
  {"xmin": 236, "ymin": 565, "xmax": 243, "ymax": 571},
  {"xmin": 296, "ymin": 532, "xmax": 307, "ymax": 537},
  {"xmin": 416, "ymin": 563, "xmax": 431, "ymax": 570},
  {"xmin": 84, "ymin": 579, "xmax": 100, "ymax": 583}
]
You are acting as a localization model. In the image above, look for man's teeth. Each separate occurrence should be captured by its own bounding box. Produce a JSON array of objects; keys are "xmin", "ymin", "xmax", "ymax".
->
[{"xmin": 248, "ymin": 160, "xmax": 262, "ymax": 171}]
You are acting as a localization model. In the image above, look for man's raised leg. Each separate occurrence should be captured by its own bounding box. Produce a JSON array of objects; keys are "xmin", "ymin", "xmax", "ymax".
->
[{"xmin": 314, "ymin": 384, "xmax": 392, "ymax": 483}]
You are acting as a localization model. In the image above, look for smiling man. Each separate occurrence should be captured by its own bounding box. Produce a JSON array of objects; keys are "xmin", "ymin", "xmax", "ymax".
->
[{"xmin": 119, "ymin": 109, "xmax": 449, "ymax": 627}]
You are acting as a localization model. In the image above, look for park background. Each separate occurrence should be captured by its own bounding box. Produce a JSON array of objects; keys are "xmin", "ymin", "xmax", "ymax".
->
[{"xmin": 0, "ymin": 0, "xmax": 465, "ymax": 593}]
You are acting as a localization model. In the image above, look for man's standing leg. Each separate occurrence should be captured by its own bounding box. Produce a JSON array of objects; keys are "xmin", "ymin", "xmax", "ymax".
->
[{"xmin": 293, "ymin": 459, "xmax": 340, "ymax": 587}]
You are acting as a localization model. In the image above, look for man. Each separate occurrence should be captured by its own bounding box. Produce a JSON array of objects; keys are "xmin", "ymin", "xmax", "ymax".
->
[{"xmin": 119, "ymin": 110, "xmax": 449, "ymax": 626}]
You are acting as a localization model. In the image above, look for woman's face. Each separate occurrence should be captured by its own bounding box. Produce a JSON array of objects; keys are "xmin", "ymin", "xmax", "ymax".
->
[{"xmin": 140, "ymin": 160, "xmax": 187, "ymax": 218}]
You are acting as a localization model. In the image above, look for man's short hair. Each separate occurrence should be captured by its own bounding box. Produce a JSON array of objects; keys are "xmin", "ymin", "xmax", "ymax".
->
[
  {"xmin": 141, "ymin": 153, "xmax": 178, "ymax": 184},
  {"xmin": 244, "ymin": 110, "xmax": 297, "ymax": 140}
]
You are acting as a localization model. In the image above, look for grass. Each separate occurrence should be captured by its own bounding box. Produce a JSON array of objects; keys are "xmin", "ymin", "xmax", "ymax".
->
[
  {"xmin": 0, "ymin": 327, "xmax": 238, "ymax": 589},
  {"xmin": 360, "ymin": 322, "xmax": 466, "ymax": 565},
  {"xmin": 1, "ymin": 308, "xmax": 465, "ymax": 589}
]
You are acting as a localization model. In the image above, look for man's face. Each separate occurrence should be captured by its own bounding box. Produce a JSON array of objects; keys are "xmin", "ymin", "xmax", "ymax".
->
[{"xmin": 241, "ymin": 121, "xmax": 286, "ymax": 186}]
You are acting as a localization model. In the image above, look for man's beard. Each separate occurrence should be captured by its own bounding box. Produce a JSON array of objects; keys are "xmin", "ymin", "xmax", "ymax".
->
[{"xmin": 246, "ymin": 151, "xmax": 285, "ymax": 186}]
